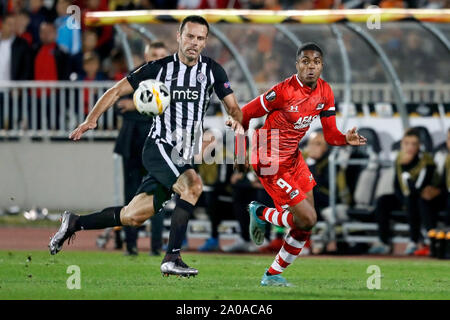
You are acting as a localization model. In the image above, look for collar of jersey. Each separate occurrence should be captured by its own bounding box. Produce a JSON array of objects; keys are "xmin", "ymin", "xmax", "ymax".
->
[
  {"xmin": 174, "ymin": 53, "xmax": 202, "ymax": 68},
  {"xmin": 295, "ymin": 74, "xmax": 317, "ymax": 94}
]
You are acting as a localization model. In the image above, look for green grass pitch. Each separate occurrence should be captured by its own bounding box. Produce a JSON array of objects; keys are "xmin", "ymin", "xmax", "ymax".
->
[{"xmin": 0, "ymin": 250, "xmax": 449, "ymax": 300}]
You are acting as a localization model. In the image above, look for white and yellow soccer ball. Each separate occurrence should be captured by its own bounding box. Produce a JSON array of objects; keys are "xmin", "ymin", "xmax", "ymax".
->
[{"xmin": 133, "ymin": 79, "xmax": 170, "ymax": 117}]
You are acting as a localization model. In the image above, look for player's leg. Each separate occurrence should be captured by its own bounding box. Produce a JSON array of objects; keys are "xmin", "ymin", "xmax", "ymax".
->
[
  {"xmin": 160, "ymin": 168, "xmax": 202, "ymax": 276},
  {"xmin": 48, "ymin": 192, "xmax": 156, "ymax": 255},
  {"xmin": 263, "ymin": 191, "xmax": 315, "ymax": 272},
  {"xmin": 249, "ymin": 163, "xmax": 316, "ymax": 286},
  {"xmin": 252, "ymin": 189, "xmax": 316, "ymax": 230},
  {"xmin": 122, "ymin": 155, "xmax": 146, "ymax": 255}
]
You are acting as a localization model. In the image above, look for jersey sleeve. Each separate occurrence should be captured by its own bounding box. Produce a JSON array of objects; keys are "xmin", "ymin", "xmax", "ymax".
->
[
  {"xmin": 259, "ymin": 82, "xmax": 285, "ymax": 112},
  {"xmin": 320, "ymin": 85, "xmax": 347, "ymax": 146},
  {"xmin": 211, "ymin": 61, "xmax": 233, "ymax": 100},
  {"xmin": 241, "ymin": 82, "xmax": 285, "ymax": 130},
  {"xmin": 126, "ymin": 61, "xmax": 161, "ymax": 90},
  {"xmin": 319, "ymin": 83, "xmax": 336, "ymax": 116}
]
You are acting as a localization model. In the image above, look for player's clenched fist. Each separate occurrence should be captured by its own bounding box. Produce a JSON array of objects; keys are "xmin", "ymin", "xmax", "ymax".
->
[
  {"xmin": 69, "ymin": 121, "xmax": 97, "ymax": 140},
  {"xmin": 225, "ymin": 117, "xmax": 245, "ymax": 135}
]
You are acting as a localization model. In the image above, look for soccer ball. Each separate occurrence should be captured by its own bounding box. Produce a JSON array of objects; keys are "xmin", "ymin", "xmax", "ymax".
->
[{"xmin": 133, "ymin": 79, "xmax": 170, "ymax": 117}]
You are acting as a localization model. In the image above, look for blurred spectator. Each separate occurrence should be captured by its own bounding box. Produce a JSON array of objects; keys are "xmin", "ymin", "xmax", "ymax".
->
[
  {"xmin": 0, "ymin": 13, "xmax": 32, "ymax": 81},
  {"xmin": 81, "ymin": 28, "xmax": 99, "ymax": 55},
  {"xmin": 423, "ymin": 0, "xmax": 448, "ymax": 8},
  {"xmin": 304, "ymin": 130, "xmax": 332, "ymax": 220},
  {"xmin": 198, "ymin": 0, "xmax": 242, "ymax": 8},
  {"xmin": 412, "ymin": 128, "xmax": 450, "ymax": 256},
  {"xmin": 440, "ymin": 129, "xmax": 450, "ymax": 224},
  {"xmin": 79, "ymin": 51, "xmax": 107, "ymax": 81},
  {"xmin": 144, "ymin": 41, "xmax": 168, "ymax": 62},
  {"xmin": 263, "ymin": 0, "xmax": 282, "ymax": 9},
  {"xmin": 314, "ymin": 0, "xmax": 335, "ymax": 8},
  {"xmin": 432, "ymin": 128, "xmax": 450, "ymax": 225},
  {"xmin": 196, "ymin": 130, "xmax": 235, "ymax": 252},
  {"xmin": 177, "ymin": 0, "xmax": 202, "ymax": 8},
  {"xmin": 107, "ymin": 49, "xmax": 128, "ymax": 80},
  {"xmin": 54, "ymin": 0, "xmax": 82, "ymax": 74},
  {"xmin": 6, "ymin": 0, "xmax": 27, "ymax": 13},
  {"xmin": 15, "ymin": 10, "xmax": 32, "ymax": 45},
  {"xmin": 152, "ymin": 0, "xmax": 178, "ymax": 8},
  {"xmin": 400, "ymin": 32, "xmax": 437, "ymax": 83},
  {"xmin": 247, "ymin": 0, "xmax": 266, "ymax": 8},
  {"xmin": 378, "ymin": 0, "xmax": 406, "ymax": 8},
  {"xmin": 28, "ymin": 0, "xmax": 56, "ymax": 47},
  {"xmin": 80, "ymin": 0, "xmax": 114, "ymax": 61},
  {"xmin": 80, "ymin": 51, "xmax": 107, "ymax": 115},
  {"xmin": 139, "ymin": 0, "xmax": 155, "ymax": 8},
  {"xmin": 369, "ymin": 128, "xmax": 441, "ymax": 255},
  {"xmin": 34, "ymin": 22, "xmax": 70, "ymax": 81},
  {"xmin": 221, "ymin": 169, "xmax": 259, "ymax": 252},
  {"xmin": 254, "ymin": 52, "xmax": 281, "ymax": 85},
  {"xmin": 109, "ymin": 0, "xmax": 148, "ymax": 10},
  {"xmin": 281, "ymin": 0, "xmax": 314, "ymax": 9}
]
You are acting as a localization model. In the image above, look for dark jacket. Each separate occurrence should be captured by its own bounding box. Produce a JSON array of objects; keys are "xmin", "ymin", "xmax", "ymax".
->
[
  {"xmin": 11, "ymin": 36, "xmax": 33, "ymax": 80},
  {"xmin": 394, "ymin": 151, "xmax": 438, "ymax": 201},
  {"xmin": 114, "ymin": 108, "xmax": 152, "ymax": 159}
]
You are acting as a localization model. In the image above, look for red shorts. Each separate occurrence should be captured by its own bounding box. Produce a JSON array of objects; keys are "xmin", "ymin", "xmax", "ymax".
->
[{"xmin": 253, "ymin": 156, "xmax": 316, "ymax": 213}]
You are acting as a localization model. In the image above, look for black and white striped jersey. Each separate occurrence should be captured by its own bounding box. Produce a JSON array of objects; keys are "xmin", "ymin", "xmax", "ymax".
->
[{"xmin": 127, "ymin": 53, "xmax": 233, "ymax": 161}]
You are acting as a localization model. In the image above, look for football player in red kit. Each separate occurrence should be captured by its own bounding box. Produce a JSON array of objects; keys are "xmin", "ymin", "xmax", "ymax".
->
[{"xmin": 227, "ymin": 43, "xmax": 367, "ymax": 286}]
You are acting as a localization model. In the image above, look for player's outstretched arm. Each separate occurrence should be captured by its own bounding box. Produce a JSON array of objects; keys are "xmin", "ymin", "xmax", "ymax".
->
[
  {"xmin": 69, "ymin": 78, "xmax": 134, "ymax": 140},
  {"xmin": 320, "ymin": 112, "xmax": 367, "ymax": 146}
]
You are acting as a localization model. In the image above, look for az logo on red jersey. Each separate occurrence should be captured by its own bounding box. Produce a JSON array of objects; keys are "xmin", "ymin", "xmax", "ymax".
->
[{"xmin": 293, "ymin": 115, "xmax": 319, "ymax": 129}]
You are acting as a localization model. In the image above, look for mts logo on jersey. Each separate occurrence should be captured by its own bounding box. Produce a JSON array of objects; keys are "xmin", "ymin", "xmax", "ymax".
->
[
  {"xmin": 171, "ymin": 86, "xmax": 200, "ymax": 102},
  {"xmin": 293, "ymin": 115, "xmax": 319, "ymax": 129}
]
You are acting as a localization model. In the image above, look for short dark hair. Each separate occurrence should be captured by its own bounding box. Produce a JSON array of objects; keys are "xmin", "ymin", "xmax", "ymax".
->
[
  {"xmin": 296, "ymin": 42, "xmax": 323, "ymax": 60},
  {"xmin": 403, "ymin": 128, "xmax": 421, "ymax": 141},
  {"xmin": 149, "ymin": 41, "xmax": 167, "ymax": 49},
  {"xmin": 179, "ymin": 15, "xmax": 209, "ymax": 35}
]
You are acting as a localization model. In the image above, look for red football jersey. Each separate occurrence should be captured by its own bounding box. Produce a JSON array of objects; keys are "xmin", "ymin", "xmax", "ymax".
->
[{"xmin": 242, "ymin": 74, "xmax": 345, "ymax": 170}]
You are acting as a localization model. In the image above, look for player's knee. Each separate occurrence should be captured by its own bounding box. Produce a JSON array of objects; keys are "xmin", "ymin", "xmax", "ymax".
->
[
  {"xmin": 303, "ymin": 212, "xmax": 317, "ymax": 230},
  {"xmin": 122, "ymin": 208, "xmax": 145, "ymax": 227},
  {"xmin": 189, "ymin": 181, "xmax": 203, "ymax": 199},
  {"xmin": 293, "ymin": 210, "xmax": 317, "ymax": 231},
  {"xmin": 128, "ymin": 216, "xmax": 144, "ymax": 227},
  {"xmin": 185, "ymin": 176, "xmax": 203, "ymax": 200}
]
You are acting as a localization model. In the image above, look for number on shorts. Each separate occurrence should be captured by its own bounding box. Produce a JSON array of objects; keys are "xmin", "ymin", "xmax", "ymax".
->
[{"xmin": 276, "ymin": 178, "xmax": 292, "ymax": 193}]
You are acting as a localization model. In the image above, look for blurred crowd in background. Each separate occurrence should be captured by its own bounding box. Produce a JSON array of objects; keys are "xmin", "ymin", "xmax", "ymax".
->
[{"xmin": 1, "ymin": 0, "xmax": 449, "ymax": 89}]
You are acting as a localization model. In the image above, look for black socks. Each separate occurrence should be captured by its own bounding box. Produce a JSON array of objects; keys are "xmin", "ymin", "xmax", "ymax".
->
[
  {"xmin": 256, "ymin": 205, "xmax": 266, "ymax": 218},
  {"xmin": 75, "ymin": 206, "xmax": 123, "ymax": 231},
  {"xmin": 165, "ymin": 198, "xmax": 194, "ymax": 258}
]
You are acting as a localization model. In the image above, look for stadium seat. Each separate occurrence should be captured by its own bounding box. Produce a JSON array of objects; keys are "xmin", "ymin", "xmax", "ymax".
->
[{"xmin": 344, "ymin": 128, "xmax": 382, "ymax": 222}]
